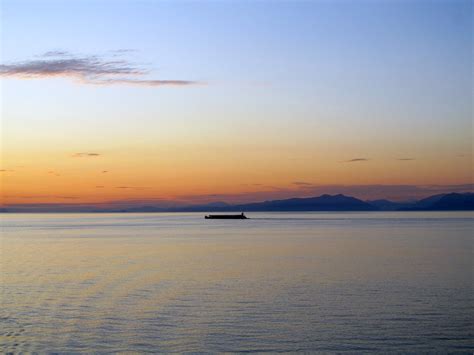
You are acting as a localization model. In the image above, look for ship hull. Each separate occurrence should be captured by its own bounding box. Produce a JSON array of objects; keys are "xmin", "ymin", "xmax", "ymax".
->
[{"xmin": 205, "ymin": 214, "xmax": 248, "ymax": 219}]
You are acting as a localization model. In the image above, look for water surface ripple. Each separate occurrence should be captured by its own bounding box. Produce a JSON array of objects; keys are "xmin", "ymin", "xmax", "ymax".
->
[{"xmin": 1, "ymin": 212, "xmax": 472, "ymax": 352}]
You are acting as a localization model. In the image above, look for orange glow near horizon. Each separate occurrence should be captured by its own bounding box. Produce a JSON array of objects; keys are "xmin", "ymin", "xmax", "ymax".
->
[{"xmin": 1, "ymin": 140, "xmax": 472, "ymax": 205}]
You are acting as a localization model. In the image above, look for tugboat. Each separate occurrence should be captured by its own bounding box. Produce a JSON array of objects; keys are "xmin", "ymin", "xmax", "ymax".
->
[{"xmin": 205, "ymin": 212, "xmax": 248, "ymax": 219}]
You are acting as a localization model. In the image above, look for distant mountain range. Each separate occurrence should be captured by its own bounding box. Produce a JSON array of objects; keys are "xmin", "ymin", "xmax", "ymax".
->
[
  {"xmin": 222, "ymin": 194, "xmax": 377, "ymax": 212},
  {"xmin": 120, "ymin": 192, "xmax": 474, "ymax": 213},
  {"xmin": 2, "ymin": 192, "xmax": 473, "ymax": 213},
  {"xmin": 399, "ymin": 192, "xmax": 474, "ymax": 211}
]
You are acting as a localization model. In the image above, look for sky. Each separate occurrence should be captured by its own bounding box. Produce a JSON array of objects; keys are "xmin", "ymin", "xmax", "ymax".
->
[{"xmin": 0, "ymin": 0, "xmax": 472, "ymax": 209}]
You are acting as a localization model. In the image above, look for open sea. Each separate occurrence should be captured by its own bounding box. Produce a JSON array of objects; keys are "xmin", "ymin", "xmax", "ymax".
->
[{"xmin": 1, "ymin": 212, "xmax": 472, "ymax": 352}]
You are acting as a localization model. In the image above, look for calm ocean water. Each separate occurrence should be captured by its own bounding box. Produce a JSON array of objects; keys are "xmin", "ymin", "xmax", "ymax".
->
[{"xmin": 1, "ymin": 212, "xmax": 472, "ymax": 352}]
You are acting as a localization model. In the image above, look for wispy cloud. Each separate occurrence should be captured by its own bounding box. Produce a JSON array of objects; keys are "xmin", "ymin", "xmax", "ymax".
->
[
  {"xmin": 0, "ymin": 50, "xmax": 199, "ymax": 87},
  {"xmin": 72, "ymin": 152, "xmax": 101, "ymax": 157},
  {"xmin": 41, "ymin": 50, "xmax": 70, "ymax": 57},
  {"xmin": 115, "ymin": 186, "xmax": 149, "ymax": 190},
  {"xmin": 397, "ymin": 158, "xmax": 415, "ymax": 161},
  {"xmin": 344, "ymin": 158, "xmax": 369, "ymax": 163},
  {"xmin": 0, "ymin": 169, "xmax": 14, "ymax": 172},
  {"xmin": 108, "ymin": 49, "xmax": 137, "ymax": 54},
  {"xmin": 292, "ymin": 181, "xmax": 314, "ymax": 186},
  {"xmin": 90, "ymin": 78, "xmax": 196, "ymax": 86}
]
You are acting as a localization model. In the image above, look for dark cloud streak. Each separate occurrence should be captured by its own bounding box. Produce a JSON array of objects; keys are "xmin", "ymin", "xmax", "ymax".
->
[
  {"xmin": 115, "ymin": 186, "xmax": 149, "ymax": 190},
  {"xmin": 72, "ymin": 153, "xmax": 101, "ymax": 157},
  {"xmin": 344, "ymin": 158, "xmax": 369, "ymax": 163}
]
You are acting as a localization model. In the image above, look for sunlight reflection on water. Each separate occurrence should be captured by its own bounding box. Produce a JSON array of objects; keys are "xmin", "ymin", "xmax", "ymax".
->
[{"xmin": 1, "ymin": 212, "xmax": 472, "ymax": 352}]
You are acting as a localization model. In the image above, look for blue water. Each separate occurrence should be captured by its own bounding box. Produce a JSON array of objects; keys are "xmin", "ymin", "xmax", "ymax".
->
[{"xmin": 1, "ymin": 212, "xmax": 473, "ymax": 352}]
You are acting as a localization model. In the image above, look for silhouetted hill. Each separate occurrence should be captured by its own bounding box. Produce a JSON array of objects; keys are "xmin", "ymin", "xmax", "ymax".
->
[
  {"xmin": 231, "ymin": 194, "xmax": 378, "ymax": 211},
  {"xmin": 401, "ymin": 193, "xmax": 474, "ymax": 211},
  {"xmin": 366, "ymin": 199, "xmax": 414, "ymax": 211},
  {"xmin": 410, "ymin": 193, "xmax": 447, "ymax": 209}
]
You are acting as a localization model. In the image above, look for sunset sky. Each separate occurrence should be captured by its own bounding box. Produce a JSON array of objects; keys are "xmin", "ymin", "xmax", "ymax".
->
[{"xmin": 1, "ymin": 0, "xmax": 472, "ymax": 208}]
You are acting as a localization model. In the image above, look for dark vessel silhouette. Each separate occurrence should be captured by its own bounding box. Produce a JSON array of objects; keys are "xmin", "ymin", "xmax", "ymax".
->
[{"xmin": 205, "ymin": 212, "xmax": 248, "ymax": 219}]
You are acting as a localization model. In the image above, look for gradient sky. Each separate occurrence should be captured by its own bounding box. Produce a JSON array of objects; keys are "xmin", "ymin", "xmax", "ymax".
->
[{"xmin": 1, "ymin": 0, "xmax": 472, "ymax": 207}]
